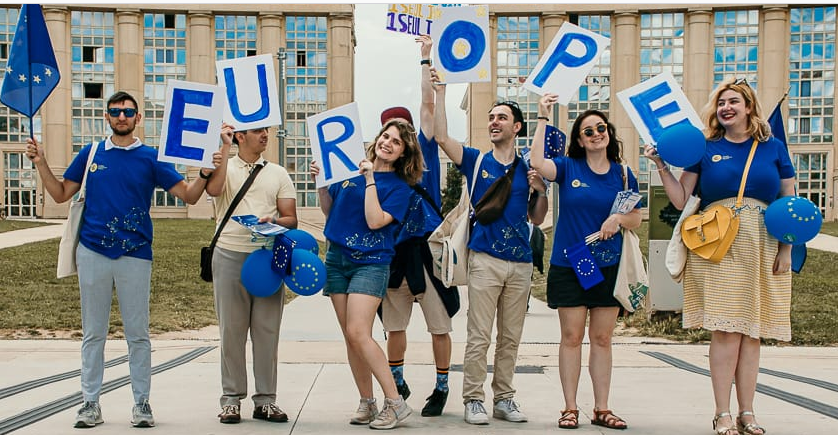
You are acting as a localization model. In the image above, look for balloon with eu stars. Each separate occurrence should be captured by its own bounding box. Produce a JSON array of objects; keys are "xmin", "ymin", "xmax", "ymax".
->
[
  {"xmin": 241, "ymin": 248, "xmax": 285, "ymax": 297},
  {"xmin": 285, "ymin": 249, "xmax": 326, "ymax": 296},
  {"xmin": 283, "ymin": 229, "xmax": 319, "ymax": 255},
  {"xmin": 764, "ymin": 195, "xmax": 822, "ymax": 245},
  {"xmin": 655, "ymin": 123, "xmax": 706, "ymax": 168}
]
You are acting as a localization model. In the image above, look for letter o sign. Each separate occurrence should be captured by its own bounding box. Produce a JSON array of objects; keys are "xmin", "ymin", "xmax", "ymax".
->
[{"xmin": 438, "ymin": 20, "xmax": 485, "ymax": 73}]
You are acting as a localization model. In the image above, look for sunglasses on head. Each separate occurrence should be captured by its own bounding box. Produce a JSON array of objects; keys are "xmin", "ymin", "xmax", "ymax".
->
[
  {"xmin": 582, "ymin": 124, "xmax": 607, "ymax": 137},
  {"xmin": 734, "ymin": 77, "xmax": 749, "ymax": 86},
  {"xmin": 107, "ymin": 107, "xmax": 137, "ymax": 118}
]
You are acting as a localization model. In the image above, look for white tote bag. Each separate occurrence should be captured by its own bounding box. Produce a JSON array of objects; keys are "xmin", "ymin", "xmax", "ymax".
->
[
  {"xmin": 665, "ymin": 195, "xmax": 701, "ymax": 283},
  {"xmin": 614, "ymin": 229, "xmax": 648, "ymax": 312},
  {"xmin": 57, "ymin": 144, "xmax": 98, "ymax": 278},
  {"xmin": 427, "ymin": 153, "xmax": 483, "ymax": 287}
]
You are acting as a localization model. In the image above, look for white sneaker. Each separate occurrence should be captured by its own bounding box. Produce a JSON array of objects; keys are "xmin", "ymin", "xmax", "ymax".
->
[
  {"xmin": 369, "ymin": 397, "xmax": 412, "ymax": 430},
  {"xmin": 493, "ymin": 398, "xmax": 527, "ymax": 422},
  {"xmin": 74, "ymin": 401, "xmax": 103, "ymax": 428},
  {"xmin": 349, "ymin": 398, "xmax": 378, "ymax": 425},
  {"xmin": 131, "ymin": 399, "xmax": 155, "ymax": 427},
  {"xmin": 464, "ymin": 400, "xmax": 489, "ymax": 425}
]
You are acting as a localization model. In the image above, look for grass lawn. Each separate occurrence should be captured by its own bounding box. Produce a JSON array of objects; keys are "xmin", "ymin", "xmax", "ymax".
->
[
  {"xmin": 818, "ymin": 220, "xmax": 838, "ymax": 237},
  {"xmin": 0, "ymin": 220, "xmax": 56, "ymax": 233},
  {"xmin": 530, "ymin": 223, "xmax": 838, "ymax": 345}
]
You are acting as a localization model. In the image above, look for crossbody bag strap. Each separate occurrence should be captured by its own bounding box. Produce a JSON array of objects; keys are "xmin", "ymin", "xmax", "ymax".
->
[
  {"xmin": 77, "ymin": 140, "xmax": 102, "ymax": 201},
  {"xmin": 466, "ymin": 152, "xmax": 484, "ymax": 210},
  {"xmin": 735, "ymin": 139, "xmax": 759, "ymax": 209},
  {"xmin": 209, "ymin": 163, "xmax": 265, "ymax": 250},
  {"xmin": 410, "ymin": 184, "xmax": 443, "ymax": 219}
]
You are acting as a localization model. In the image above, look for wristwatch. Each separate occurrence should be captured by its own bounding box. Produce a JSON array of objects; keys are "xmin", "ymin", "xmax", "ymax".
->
[{"xmin": 199, "ymin": 170, "xmax": 212, "ymax": 180}]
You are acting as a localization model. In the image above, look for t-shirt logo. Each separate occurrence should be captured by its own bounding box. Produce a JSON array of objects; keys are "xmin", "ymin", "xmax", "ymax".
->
[
  {"xmin": 571, "ymin": 179, "xmax": 582, "ymax": 188},
  {"xmin": 89, "ymin": 163, "xmax": 106, "ymax": 172},
  {"xmin": 341, "ymin": 180, "xmax": 357, "ymax": 189},
  {"xmin": 711, "ymin": 154, "xmax": 731, "ymax": 163},
  {"xmin": 481, "ymin": 169, "xmax": 490, "ymax": 179}
]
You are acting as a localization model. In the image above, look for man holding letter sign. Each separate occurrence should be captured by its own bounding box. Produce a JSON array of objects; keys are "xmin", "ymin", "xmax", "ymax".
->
[{"xmin": 25, "ymin": 91, "xmax": 225, "ymax": 429}]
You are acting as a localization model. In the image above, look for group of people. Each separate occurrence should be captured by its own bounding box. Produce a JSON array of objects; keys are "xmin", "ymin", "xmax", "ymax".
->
[{"xmin": 25, "ymin": 33, "xmax": 792, "ymax": 435}]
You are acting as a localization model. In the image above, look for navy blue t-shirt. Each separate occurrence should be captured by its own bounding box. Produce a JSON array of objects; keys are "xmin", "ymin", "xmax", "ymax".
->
[
  {"xmin": 458, "ymin": 147, "xmax": 532, "ymax": 263},
  {"xmin": 395, "ymin": 131, "xmax": 443, "ymax": 244},
  {"xmin": 686, "ymin": 136, "xmax": 795, "ymax": 206},
  {"xmin": 324, "ymin": 172, "xmax": 412, "ymax": 264},
  {"xmin": 64, "ymin": 141, "xmax": 183, "ymax": 260},
  {"xmin": 548, "ymin": 158, "xmax": 640, "ymax": 268}
]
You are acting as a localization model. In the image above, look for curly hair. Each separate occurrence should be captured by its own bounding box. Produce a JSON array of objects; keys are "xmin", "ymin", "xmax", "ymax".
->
[
  {"xmin": 701, "ymin": 77, "xmax": 771, "ymax": 142},
  {"xmin": 366, "ymin": 119, "xmax": 425, "ymax": 185},
  {"xmin": 567, "ymin": 109, "xmax": 623, "ymax": 163}
]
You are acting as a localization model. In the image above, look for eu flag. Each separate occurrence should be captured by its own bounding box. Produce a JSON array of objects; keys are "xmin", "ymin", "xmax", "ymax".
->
[
  {"xmin": 768, "ymin": 100, "xmax": 807, "ymax": 273},
  {"xmin": 0, "ymin": 4, "xmax": 60, "ymax": 118}
]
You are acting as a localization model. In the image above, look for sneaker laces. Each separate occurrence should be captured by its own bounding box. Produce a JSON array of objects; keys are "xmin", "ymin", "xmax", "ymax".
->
[
  {"xmin": 468, "ymin": 400, "xmax": 487, "ymax": 415},
  {"xmin": 505, "ymin": 400, "xmax": 521, "ymax": 413},
  {"xmin": 79, "ymin": 402, "xmax": 97, "ymax": 414},
  {"xmin": 137, "ymin": 400, "xmax": 152, "ymax": 415},
  {"xmin": 260, "ymin": 403, "xmax": 282, "ymax": 416},
  {"xmin": 220, "ymin": 404, "xmax": 239, "ymax": 417}
]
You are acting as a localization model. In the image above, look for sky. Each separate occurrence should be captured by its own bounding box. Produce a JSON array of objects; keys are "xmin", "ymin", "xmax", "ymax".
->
[{"xmin": 353, "ymin": 3, "xmax": 468, "ymax": 142}]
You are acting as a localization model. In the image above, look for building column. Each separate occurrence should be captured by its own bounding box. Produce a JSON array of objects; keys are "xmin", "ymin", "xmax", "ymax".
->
[
  {"xmin": 469, "ymin": 12, "xmax": 497, "ymax": 151},
  {"xmin": 41, "ymin": 6, "xmax": 70, "ymax": 218},
  {"xmin": 184, "ymin": 12, "xmax": 214, "ymax": 219},
  {"xmin": 685, "ymin": 8, "xmax": 713, "ymax": 111},
  {"xmin": 542, "ymin": 13, "xmax": 568, "ymax": 131},
  {"xmin": 327, "ymin": 12, "xmax": 354, "ymax": 108},
  {"xmin": 760, "ymin": 7, "xmax": 790, "ymax": 111},
  {"xmin": 259, "ymin": 12, "xmax": 283, "ymax": 166},
  {"xmin": 611, "ymin": 11, "xmax": 640, "ymax": 169},
  {"xmin": 115, "ymin": 9, "xmax": 143, "ymax": 139}
]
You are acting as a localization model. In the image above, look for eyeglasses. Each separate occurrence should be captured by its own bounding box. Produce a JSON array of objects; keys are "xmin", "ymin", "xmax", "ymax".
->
[
  {"xmin": 107, "ymin": 107, "xmax": 137, "ymax": 118},
  {"xmin": 582, "ymin": 124, "xmax": 607, "ymax": 137},
  {"xmin": 734, "ymin": 77, "xmax": 749, "ymax": 86}
]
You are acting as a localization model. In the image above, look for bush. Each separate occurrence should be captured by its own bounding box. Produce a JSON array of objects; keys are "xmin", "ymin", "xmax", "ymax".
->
[{"xmin": 441, "ymin": 165, "xmax": 463, "ymax": 215}]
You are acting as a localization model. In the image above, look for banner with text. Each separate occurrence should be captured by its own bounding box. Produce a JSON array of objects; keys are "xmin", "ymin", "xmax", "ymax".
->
[
  {"xmin": 616, "ymin": 72, "xmax": 703, "ymax": 145},
  {"xmin": 158, "ymin": 80, "xmax": 224, "ymax": 168},
  {"xmin": 215, "ymin": 54, "xmax": 281, "ymax": 130},
  {"xmin": 308, "ymin": 102, "xmax": 366, "ymax": 188}
]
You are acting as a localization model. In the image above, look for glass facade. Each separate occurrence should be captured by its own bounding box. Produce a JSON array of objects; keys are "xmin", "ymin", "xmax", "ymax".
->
[
  {"xmin": 3, "ymin": 151, "xmax": 36, "ymax": 217},
  {"xmin": 215, "ymin": 15, "xmax": 258, "ymax": 60},
  {"xmin": 713, "ymin": 10, "xmax": 759, "ymax": 88},
  {"xmin": 0, "ymin": 7, "xmax": 40, "ymax": 144},
  {"xmin": 566, "ymin": 14, "xmax": 611, "ymax": 132},
  {"xmin": 143, "ymin": 12, "xmax": 187, "ymax": 207},
  {"xmin": 285, "ymin": 16, "xmax": 328, "ymax": 207},
  {"xmin": 496, "ymin": 16, "xmax": 540, "ymax": 149},
  {"xmin": 71, "ymin": 10, "xmax": 115, "ymax": 155}
]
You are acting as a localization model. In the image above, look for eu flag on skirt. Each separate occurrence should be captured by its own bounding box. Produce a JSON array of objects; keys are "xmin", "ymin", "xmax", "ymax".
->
[{"xmin": 565, "ymin": 241, "xmax": 604, "ymax": 290}]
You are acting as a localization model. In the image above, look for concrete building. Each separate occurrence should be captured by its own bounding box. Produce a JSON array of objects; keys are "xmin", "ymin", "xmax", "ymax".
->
[{"xmin": 0, "ymin": 4, "xmax": 835, "ymax": 221}]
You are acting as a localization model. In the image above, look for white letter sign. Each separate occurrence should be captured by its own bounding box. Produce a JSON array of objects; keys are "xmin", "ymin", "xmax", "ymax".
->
[
  {"xmin": 308, "ymin": 102, "xmax": 366, "ymax": 188},
  {"xmin": 430, "ymin": 5, "xmax": 490, "ymax": 84},
  {"xmin": 158, "ymin": 80, "xmax": 224, "ymax": 169},
  {"xmin": 523, "ymin": 22, "xmax": 610, "ymax": 104},
  {"xmin": 616, "ymin": 72, "xmax": 703, "ymax": 145},
  {"xmin": 215, "ymin": 54, "xmax": 281, "ymax": 130}
]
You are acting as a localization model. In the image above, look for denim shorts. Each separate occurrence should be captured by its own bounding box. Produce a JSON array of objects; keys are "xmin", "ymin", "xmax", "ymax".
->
[{"xmin": 324, "ymin": 244, "xmax": 389, "ymax": 298}]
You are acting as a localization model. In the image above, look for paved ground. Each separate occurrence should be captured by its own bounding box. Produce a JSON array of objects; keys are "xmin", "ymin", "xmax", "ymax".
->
[{"xmin": 0, "ymin": 216, "xmax": 837, "ymax": 434}]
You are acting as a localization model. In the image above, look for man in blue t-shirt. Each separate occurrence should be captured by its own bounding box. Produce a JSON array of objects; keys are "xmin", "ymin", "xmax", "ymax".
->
[
  {"xmin": 433, "ymin": 77, "xmax": 548, "ymax": 425},
  {"xmin": 26, "ymin": 91, "xmax": 219, "ymax": 429},
  {"xmin": 380, "ymin": 34, "xmax": 456, "ymax": 418}
]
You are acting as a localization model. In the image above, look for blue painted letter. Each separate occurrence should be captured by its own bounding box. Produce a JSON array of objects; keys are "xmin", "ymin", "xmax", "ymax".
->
[
  {"xmin": 317, "ymin": 116, "xmax": 358, "ymax": 180},
  {"xmin": 165, "ymin": 88, "xmax": 213, "ymax": 160},
  {"xmin": 532, "ymin": 32, "xmax": 598, "ymax": 88},
  {"xmin": 438, "ymin": 20, "xmax": 485, "ymax": 73},
  {"xmin": 223, "ymin": 63, "xmax": 270, "ymax": 123},
  {"xmin": 628, "ymin": 81, "xmax": 692, "ymax": 142}
]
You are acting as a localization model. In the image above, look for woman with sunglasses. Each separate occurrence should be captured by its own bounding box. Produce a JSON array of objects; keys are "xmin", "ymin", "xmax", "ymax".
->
[
  {"xmin": 529, "ymin": 93, "xmax": 641, "ymax": 430},
  {"xmin": 309, "ymin": 119, "xmax": 424, "ymax": 430},
  {"xmin": 644, "ymin": 78, "xmax": 795, "ymax": 435}
]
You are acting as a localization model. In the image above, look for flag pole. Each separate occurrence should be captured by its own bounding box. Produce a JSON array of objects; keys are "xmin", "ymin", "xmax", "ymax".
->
[{"xmin": 26, "ymin": 7, "xmax": 34, "ymax": 140}]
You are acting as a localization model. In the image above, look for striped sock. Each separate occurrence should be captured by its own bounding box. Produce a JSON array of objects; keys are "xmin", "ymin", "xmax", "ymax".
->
[
  {"xmin": 389, "ymin": 359, "xmax": 405, "ymax": 385},
  {"xmin": 435, "ymin": 367, "xmax": 449, "ymax": 392}
]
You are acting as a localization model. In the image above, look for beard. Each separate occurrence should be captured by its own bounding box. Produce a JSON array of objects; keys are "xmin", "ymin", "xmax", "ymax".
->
[{"xmin": 110, "ymin": 122, "xmax": 135, "ymax": 137}]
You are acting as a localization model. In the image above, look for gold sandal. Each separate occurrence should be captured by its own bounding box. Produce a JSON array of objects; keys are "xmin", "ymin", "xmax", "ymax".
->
[
  {"xmin": 737, "ymin": 411, "xmax": 766, "ymax": 435},
  {"xmin": 713, "ymin": 412, "xmax": 739, "ymax": 435}
]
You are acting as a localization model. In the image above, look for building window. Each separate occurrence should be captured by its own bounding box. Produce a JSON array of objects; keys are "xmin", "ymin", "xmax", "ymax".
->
[
  {"xmin": 286, "ymin": 16, "xmax": 328, "ymax": 207},
  {"xmin": 640, "ymin": 12, "xmax": 685, "ymax": 83},
  {"xmin": 3, "ymin": 152, "xmax": 37, "ymax": 218},
  {"xmin": 71, "ymin": 11, "xmax": 114, "ymax": 154},
  {"xmin": 144, "ymin": 12, "xmax": 187, "ymax": 207},
  {"xmin": 215, "ymin": 15, "xmax": 257, "ymax": 60},
  {"xmin": 567, "ymin": 14, "xmax": 611, "ymax": 131},
  {"xmin": 793, "ymin": 153, "xmax": 828, "ymax": 215},
  {"xmin": 496, "ymin": 15, "xmax": 540, "ymax": 150},
  {"xmin": 713, "ymin": 10, "xmax": 759, "ymax": 87}
]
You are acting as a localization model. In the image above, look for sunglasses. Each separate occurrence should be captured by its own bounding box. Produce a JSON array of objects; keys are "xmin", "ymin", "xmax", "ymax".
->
[
  {"xmin": 582, "ymin": 124, "xmax": 607, "ymax": 137},
  {"xmin": 734, "ymin": 77, "xmax": 749, "ymax": 86},
  {"xmin": 107, "ymin": 107, "xmax": 137, "ymax": 118}
]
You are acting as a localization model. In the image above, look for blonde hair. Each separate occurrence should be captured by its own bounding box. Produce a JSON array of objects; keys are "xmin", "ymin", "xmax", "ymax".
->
[
  {"xmin": 701, "ymin": 77, "xmax": 771, "ymax": 142},
  {"xmin": 366, "ymin": 119, "xmax": 424, "ymax": 185}
]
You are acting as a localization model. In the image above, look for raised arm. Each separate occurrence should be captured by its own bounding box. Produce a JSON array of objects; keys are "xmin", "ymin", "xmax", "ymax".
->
[
  {"xmin": 418, "ymin": 34, "xmax": 434, "ymax": 140},
  {"xmin": 171, "ymin": 123, "xmax": 234, "ymax": 204},
  {"xmin": 310, "ymin": 160, "xmax": 333, "ymax": 216},
  {"xmin": 205, "ymin": 123, "xmax": 234, "ymax": 197},
  {"xmin": 530, "ymin": 93, "xmax": 558, "ymax": 181},
  {"xmin": 643, "ymin": 145, "xmax": 698, "ymax": 210},
  {"xmin": 25, "ymin": 137, "xmax": 81, "ymax": 204},
  {"xmin": 359, "ymin": 159, "xmax": 395, "ymax": 230},
  {"xmin": 431, "ymin": 69, "xmax": 463, "ymax": 165}
]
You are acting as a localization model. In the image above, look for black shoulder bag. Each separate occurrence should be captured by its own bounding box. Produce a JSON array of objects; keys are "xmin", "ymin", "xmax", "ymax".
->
[{"xmin": 200, "ymin": 163, "xmax": 265, "ymax": 282}]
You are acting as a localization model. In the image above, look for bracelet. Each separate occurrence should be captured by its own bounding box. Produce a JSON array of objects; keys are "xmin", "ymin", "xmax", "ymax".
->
[
  {"xmin": 654, "ymin": 165, "xmax": 669, "ymax": 172},
  {"xmin": 537, "ymin": 191, "xmax": 548, "ymax": 197},
  {"xmin": 198, "ymin": 170, "xmax": 212, "ymax": 180},
  {"xmin": 366, "ymin": 183, "xmax": 376, "ymax": 189},
  {"xmin": 420, "ymin": 59, "xmax": 432, "ymax": 66},
  {"xmin": 537, "ymin": 116, "xmax": 550, "ymax": 122}
]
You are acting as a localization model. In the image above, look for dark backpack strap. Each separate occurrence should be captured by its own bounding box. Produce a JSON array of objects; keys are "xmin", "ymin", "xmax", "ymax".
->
[
  {"xmin": 410, "ymin": 184, "xmax": 443, "ymax": 219},
  {"xmin": 208, "ymin": 163, "xmax": 265, "ymax": 251}
]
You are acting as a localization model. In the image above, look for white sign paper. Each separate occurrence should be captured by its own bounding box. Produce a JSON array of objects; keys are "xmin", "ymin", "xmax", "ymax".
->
[
  {"xmin": 158, "ymin": 80, "xmax": 224, "ymax": 169},
  {"xmin": 307, "ymin": 102, "xmax": 366, "ymax": 188},
  {"xmin": 430, "ymin": 5, "xmax": 490, "ymax": 84},
  {"xmin": 616, "ymin": 72, "xmax": 703, "ymax": 145},
  {"xmin": 215, "ymin": 54, "xmax": 281, "ymax": 130}
]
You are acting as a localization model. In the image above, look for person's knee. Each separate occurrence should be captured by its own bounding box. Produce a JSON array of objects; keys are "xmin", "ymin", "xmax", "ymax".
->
[
  {"xmin": 561, "ymin": 330, "xmax": 585, "ymax": 347},
  {"xmin": 588, "ymin": 331, "xmax": 613, "ymax": 348}
]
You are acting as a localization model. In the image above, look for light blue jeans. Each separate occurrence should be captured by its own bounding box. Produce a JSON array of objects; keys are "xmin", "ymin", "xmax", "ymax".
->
[{"xmin": 77, "ymin": 243, "xmax": 152, "ymax": 405}]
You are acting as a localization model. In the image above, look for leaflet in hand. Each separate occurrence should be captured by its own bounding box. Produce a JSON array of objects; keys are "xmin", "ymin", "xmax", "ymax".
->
[
  {"xmin": 231, "ymin": 215, "xmax": 289, "ymax": 236},
  {"xmin": 610, "ymin": 191, "xmax": 642, "ymax": 215}
]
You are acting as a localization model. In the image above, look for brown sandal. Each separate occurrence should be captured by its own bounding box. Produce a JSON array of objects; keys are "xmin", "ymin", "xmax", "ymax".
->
[
  {"xmin": 592, "ymin": 409, "xmax": 627, "ymax": 430},
  {"xmin": 736, "ymin": 411, "xmax": 765, "ymax": 435},
  {"xmin": 558, "ymin": 409, "xmax": 579, "ymax": 429}
]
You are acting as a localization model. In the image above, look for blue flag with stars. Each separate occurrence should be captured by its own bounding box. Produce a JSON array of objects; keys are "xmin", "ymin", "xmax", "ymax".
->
[
  {"xmin": 0, "ymin": 4, "xmax": 60, "ymax": 118},
  {"xmin": 768, "ymin": 100, "xmax": 807, "ymax": 273}
]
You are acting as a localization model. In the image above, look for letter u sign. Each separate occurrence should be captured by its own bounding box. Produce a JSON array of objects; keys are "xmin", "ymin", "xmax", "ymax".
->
[{"xmin": 215, "ymin": 54, "xmax": 282, "ymax": 130}]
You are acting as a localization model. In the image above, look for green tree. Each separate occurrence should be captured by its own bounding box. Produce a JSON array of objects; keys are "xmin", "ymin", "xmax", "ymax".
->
[{"xmin": 441, "ymin": 164, "xmax": 463, "ymax": 215}]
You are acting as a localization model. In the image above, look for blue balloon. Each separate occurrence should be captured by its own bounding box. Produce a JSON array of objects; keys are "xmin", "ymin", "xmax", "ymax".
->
[
  {"xmin": 285, "ymin": 249, "xmax": 326, "ymax": 296},
  {"xmin": 241, "ymin": 248, "xmax": 284, "ymax": 297},
  {"xmin": 764, "ymin": 196, "xmax": 822, "ymax": 245},
  {"xmin": 656, "ymin": 123, "xmax": 706, "ymax": 168},
  {"xmin": 284, "ymin": 229, "xmax": 319, "ymax": 254}
]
